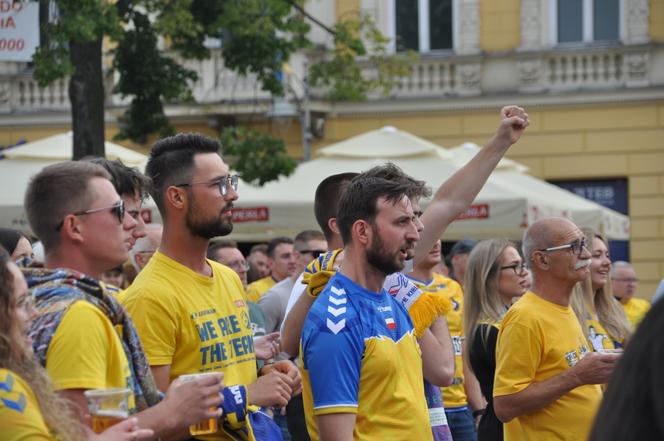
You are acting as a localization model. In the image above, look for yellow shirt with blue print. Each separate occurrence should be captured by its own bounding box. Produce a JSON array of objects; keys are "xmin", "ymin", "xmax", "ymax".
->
[
  {"xmin": 406, "ymin": 272, "xmax": 468, "ymax": 408},
  {"xmin": 122, "ymin": 251, "xmax": 256, "ymax": 441},
  {"xmin": 0, "ymin": 369, "xmax": 52, "ymax": 440},
  {"xmin": 584, "ymin": 307, "xmax": 623, "ymax": 352},
  {"xmin": 301, "ymin": 272, "xmax": 433, "ymax": 441}
]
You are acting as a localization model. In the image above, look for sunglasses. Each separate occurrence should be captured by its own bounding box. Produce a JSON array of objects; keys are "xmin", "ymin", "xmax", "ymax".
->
[
  {"xmin": 299, "ymin": 249, "xmax": 326, "ymax": 259},
  {"xmin": 176, "ymin": 175, "xmax": 239, "ymax": 197},
  {"xmin": 56, "ymin": 200, "xmax": 125, "ymax": 231}
]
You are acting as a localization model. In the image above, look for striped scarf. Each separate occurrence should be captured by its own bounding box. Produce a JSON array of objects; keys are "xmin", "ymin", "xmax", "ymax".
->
[{"xmin": 23, "ymin": 266, "xmax": 162, "ymax": 412}]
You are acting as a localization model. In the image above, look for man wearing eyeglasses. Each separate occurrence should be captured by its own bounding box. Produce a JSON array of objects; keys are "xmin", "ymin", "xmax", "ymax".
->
[
  {"xmin": 23, "ymin": 161, "xmax": 224, "ymax": 439},
  {"xmin": 611, "ymin": 261, "xmax": 650, "ymax": 328},
  {"xmin": 493, "ymin": 217, "xmax": 619, "ymax": 441},
  {"xmin": 123, "ymin": 133, "xmax": 301, "ymax": 440}
]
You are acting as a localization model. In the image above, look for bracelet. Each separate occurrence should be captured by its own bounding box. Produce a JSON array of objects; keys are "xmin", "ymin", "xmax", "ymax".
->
[{"xmin": 472, "ymin": 408, "xmax": 485, "ymax": 418}]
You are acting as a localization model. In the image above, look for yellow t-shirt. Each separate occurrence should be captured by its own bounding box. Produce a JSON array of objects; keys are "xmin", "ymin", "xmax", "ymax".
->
[
  {"xmin": 584, "ymin": 309, "xmax": 623, "ymax": 351},
  {"xmin": 622, "ymin": 297, "xmax": 650, "ymax": 328},
  {"xmin": 245, "ymin": 276, "xmax": 276, "ymax": 303},
  {"xmin": 407, "ymin": 273, "xmax": 468, "ymax": 408},
  {"xmin": 46, "ymin": 301, "xmax": 136, "ymax": 412},
  {"xmin": 494, "ymin": 292, "xmax": 602, "ymax": 441},
  {"xmin": 122, "ymin": 252, "xmax": 256, "ymax": 441},
  {"xmin": 0, "ymin": 369, "xmax": 53, "ymax": 441}
]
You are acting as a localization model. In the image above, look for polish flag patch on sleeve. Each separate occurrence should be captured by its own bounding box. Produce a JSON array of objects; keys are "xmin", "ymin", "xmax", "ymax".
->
[{"xmin": 385, "ymin": 317, "xmax": 396, "ymax": 330}]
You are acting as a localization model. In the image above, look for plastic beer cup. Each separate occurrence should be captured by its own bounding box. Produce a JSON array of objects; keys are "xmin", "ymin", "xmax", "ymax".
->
[
  {"xmin": 84, "ymin": 388, "xmax": 130, "ymax": 434},
  {"xmin": 179, "ymin": 372, "xmax": 221, "ymax": 436}
]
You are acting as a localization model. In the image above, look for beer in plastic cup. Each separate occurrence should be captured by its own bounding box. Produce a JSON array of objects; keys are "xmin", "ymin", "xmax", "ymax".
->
[
  {"xmin": 84, "ymin": 388, "xmax": 130, "ymax": 434},
  {"xmin": 179, "ymin": 372, "xmax": 221, "ymax": 436}
]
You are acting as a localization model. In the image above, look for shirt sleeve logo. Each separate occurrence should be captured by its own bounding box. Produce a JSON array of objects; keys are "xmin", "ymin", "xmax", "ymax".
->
[
  {"xmin": 326, "ymin": 285, "xmax": 347, "ymax": 334},
  {"xmin": 0, "ymin": 374, "xmax": 27, "ymax": 413}
]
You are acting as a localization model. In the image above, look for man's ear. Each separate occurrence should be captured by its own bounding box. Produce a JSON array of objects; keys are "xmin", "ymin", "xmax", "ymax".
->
[
  {"xmin": 61, "ymin": 215, "xmax": 84, "ymax": 243},
  {"xmin": 165, "ymin": 186, "xmax": 186, "ymax": 210},
  {"xmin": 531, "ymin": 251, "xmax": 548, "ymax": 271},
  {"xmin": 352, "ymin": 219, "xmax": 371, "ymax": 247},
  {"xmin": 328, "ymin": 218, "xmax": 339, "ymax": 235}
]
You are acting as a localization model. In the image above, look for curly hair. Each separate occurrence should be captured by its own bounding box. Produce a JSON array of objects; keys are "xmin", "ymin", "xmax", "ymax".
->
[{"xmin": 0, "ymin": 247, "xmax": 85, "ymax": 441}]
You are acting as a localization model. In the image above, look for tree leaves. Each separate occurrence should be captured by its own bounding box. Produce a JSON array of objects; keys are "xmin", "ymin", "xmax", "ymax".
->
[{"xmin": 220, "ymin": 127, "xmax": 297, "ymax": 186}]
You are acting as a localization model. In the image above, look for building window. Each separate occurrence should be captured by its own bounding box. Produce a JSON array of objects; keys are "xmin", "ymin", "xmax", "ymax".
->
[
  {"xmin": 393, "ymin": 0, "xmax": 455, "ymax": 53},
  {"xmin": 552, "ymin": 0, "xmax": 621, "ymax": 44}
]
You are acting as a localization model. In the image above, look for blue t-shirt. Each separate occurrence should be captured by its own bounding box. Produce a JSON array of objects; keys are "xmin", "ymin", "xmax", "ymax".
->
[{"xmin": 301, "ymin": 272, "xmax": 432, "ymax": 441}]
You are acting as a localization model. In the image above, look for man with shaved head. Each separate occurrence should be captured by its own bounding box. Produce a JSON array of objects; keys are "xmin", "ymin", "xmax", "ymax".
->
[{"xmin": 493, "ymin": 218, "xmax": 619, "ymax": 441}]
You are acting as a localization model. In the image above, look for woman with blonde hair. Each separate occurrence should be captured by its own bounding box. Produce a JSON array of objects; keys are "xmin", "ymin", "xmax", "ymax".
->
[
  {"xmin": 571, "ymin": 229, "xmax": 631, "ymax": 351},
  {"xmin": 464, "ymin": 239, "xmax": 529, "ymax": 441},
  {"xmin": 0, "ymin": 246, "xmax": 152, "ymax": 441}
]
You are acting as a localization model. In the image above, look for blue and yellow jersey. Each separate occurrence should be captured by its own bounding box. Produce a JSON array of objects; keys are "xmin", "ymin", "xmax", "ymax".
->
[
  {"xmin": 406, "ymin": 273, "xmax": 468, "ymax": 408},
  {"xmin": 0, "ymin": 369, "xmax": 53, "ymax": 440},
  {"xmin": 301, "ymin": 272, "xmax": 432, "ymax": 441}
]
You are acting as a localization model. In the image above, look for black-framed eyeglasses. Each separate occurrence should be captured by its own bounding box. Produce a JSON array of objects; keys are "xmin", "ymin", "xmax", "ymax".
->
[
  {"xmin": 298, "ymin": 249, "xmax": 326, "ymax": 259},
  {"xmin": 176, "ymin": 175, "xmax": 239, "ymax": 197},
  {"xmin": 56, "ymin": 200, "xmax": 125, "ymax": 231},
  {"xmin": 500, "ymin": 262, "xmax": 528, "ymax": 275},
  {"xmin": 539, "ymin": 238, "xmax": 587, "ymax": 257}
]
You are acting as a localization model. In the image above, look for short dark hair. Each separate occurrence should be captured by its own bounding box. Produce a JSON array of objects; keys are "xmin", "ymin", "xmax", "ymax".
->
[
  {"xmin": 360, "ymin": 163, "xmax": 431, "ymax": 200},
  {"xmin": 293, "ymin": 230, "xmax": 325, "ymax": 251},
  {"xmin": 24, "ymin": 161, "xmax": 110, "ymax": 251},
  {"xmin": 267, "ymin": 236, "xmax": 293, "ymax": 258},
  {"xmin": 450, "ymin": 239, "xmax": 478, "ymax": 258},
  {"xmin": 87, "ymin": 158, "xmax": 151, "ymax": 201},
  {"xmin": 336, "ymin": 176, "xmax": 412, "ymax": 245},
  {"xmin": 206, "ymin": 240, "xmax": 239, "ymax": 260},
  {"xmin": 146, "ymin": 133, "xmax": 221, "ymax": 215},
  {"xmin": 314, "ymin": 173, "xmax": 359, "ymax": 241},
  {"xmin": 0, "ymin": 228, "xmax": 23, "ymax": 256}
]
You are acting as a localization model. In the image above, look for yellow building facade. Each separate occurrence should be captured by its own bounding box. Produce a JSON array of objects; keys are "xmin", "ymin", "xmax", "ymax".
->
[{"xmin": 1, "ymin": 0, "xmax": 662, "ymax": 297}]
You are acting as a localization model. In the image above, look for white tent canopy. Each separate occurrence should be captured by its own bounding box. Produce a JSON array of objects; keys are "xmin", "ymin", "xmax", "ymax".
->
[
  {"xmin": 449, "ymin": 143, "xmax": 630, "ymax": 240},
  {"xmin": 1, "ymin": 129, "xmax": 630, "ymax": 242},
  {"xmin": 0, "ymin": 133, "xmax": 157, "ymax": 232},
  {"xmin": 229, "ymin": 126, "xmax": 610, "ymax": 242}
]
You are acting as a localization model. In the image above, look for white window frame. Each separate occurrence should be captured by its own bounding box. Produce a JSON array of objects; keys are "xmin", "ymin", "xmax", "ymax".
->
[
  {"xmin": 387, "ymin": 0, "xmax": 460, "ymax": 54},
  {"xmin": 548, "ymin": 0, "xmax": 624, "ymax": 45}
]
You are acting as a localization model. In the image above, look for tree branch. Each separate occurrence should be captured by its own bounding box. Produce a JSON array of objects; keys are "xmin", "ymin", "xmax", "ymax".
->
[{"xmin": 286, "ymin": 0, "xmax": 337, "ymax": 37}]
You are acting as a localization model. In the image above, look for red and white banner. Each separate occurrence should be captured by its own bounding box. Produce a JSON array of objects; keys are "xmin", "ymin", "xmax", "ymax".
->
[
  {"xmin": 231, "ymin": 207, "xmax": 270, "ymax": 223},
  {"xmin": 456, "ymin": 204, "xmax": 490, "ymax": 220},
  {"xmin": 0, "ymin": 1, "xmax": 39, "ymax": 62}
]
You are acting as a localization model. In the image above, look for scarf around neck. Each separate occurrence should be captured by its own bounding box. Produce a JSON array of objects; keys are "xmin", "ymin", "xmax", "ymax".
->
[{"xmin": 23, "ymin": 266, "xmax": 162, "ymax": 411}]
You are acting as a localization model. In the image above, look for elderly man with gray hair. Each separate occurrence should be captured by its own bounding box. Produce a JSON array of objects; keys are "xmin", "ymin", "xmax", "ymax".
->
[
  {"xmin": 493, "ymin": 217, "xmax": 620, "ymax": 441},
  {"xmin": 129, "ymin": 223, "xmax": 163, "ymax": 272},
  {"xmin": 611, "ymin": 260, "xmax": 651, "ymax": 328}
]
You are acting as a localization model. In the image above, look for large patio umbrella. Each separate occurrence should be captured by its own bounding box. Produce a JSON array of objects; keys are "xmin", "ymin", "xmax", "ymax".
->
[
  {"xmin": 228, "ymin": 126, "xmax": 569, "ymax": 241},
  {"xmin": 0, "ymin": 133, "xmax": 156, "ymax": 232},
  {"xmin": 449, "ymin": 143, "xmax": 630, "ymax": 240}
]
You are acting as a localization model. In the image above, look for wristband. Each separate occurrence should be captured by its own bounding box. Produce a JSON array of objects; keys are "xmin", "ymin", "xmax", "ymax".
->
[{"xmin": 472, "ymin": 408, "xmax": 485, "ymax": 418}]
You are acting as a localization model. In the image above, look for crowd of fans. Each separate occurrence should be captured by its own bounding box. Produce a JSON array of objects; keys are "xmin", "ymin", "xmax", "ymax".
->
[{"xmin": 0, "ymin": 105, "xmax": 662, "ymax": 441}]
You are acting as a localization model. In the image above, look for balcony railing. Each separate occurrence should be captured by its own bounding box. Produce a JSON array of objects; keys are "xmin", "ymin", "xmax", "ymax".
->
[{"xmin": 0, "ymin": 44, "xmax": 660, "ymax": 115}]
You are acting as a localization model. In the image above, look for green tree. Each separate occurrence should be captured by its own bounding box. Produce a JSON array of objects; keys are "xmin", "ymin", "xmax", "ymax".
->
[{"xmin": 32, "ymin": 0, "xmax": 411, "ymax": 182}]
